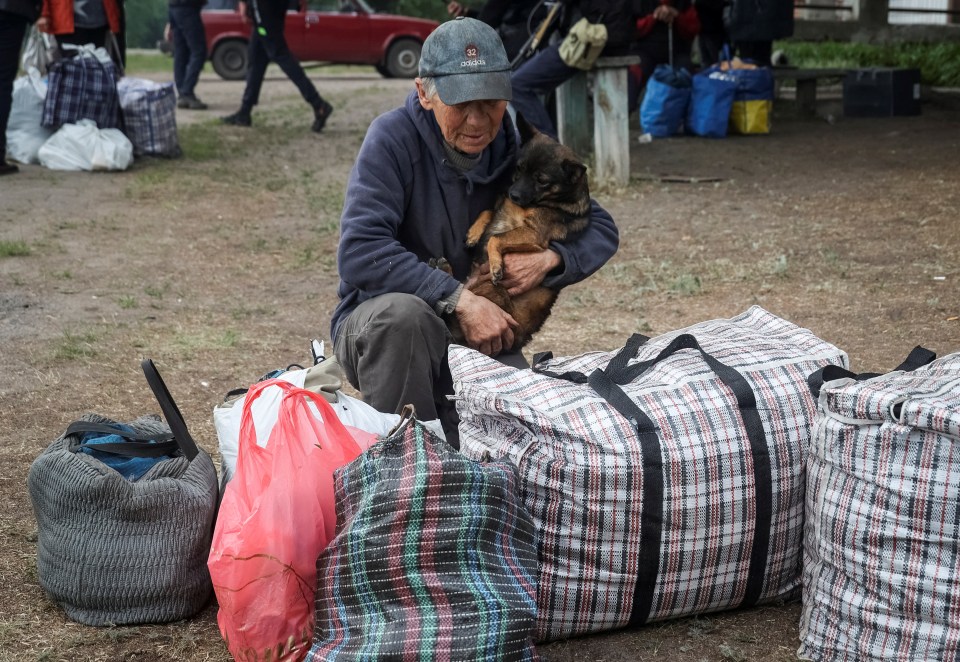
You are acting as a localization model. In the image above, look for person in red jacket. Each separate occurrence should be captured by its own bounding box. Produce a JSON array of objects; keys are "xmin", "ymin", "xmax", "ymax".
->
[
  {"xmin": 628, "ymin": 0, "xmax": 700, "ymax": 111},
  {"xmin": 37, "ymin": 0, "xmax": 121, "ymax": 62}
]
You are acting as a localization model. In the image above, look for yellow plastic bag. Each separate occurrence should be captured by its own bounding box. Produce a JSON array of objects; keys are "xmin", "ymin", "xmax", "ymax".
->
[{"xmin": 729, "ymin": 98, "xmax": 772, "ymax": 135}]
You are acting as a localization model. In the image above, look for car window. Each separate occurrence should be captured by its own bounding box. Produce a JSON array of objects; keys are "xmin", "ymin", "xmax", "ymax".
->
[
  {"xmin": 304, "ymin": 0, "xmax": 368, "ymax": 12},
  {"xmin": 305, "ymin": 0, "xmax": 338, "ymax": 11}
]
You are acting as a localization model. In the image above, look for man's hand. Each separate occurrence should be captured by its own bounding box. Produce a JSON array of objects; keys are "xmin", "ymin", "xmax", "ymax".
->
[
  {"xmin": 446, "ymin": 1, "xmax": 467, "ymax": 16},
  {"xmin": 653, "ymin": 5, "xmax": 679, "ymax": 23},
  {"xmin": 479, "ymin": 249, "xmax": 561, "ymax": 297},
  {"xmin": 455, "ymin": 289, "xmax": 519, "ymax": 357},
  {"xmin": 36, "ymin": 16, "xmax": 50, "ymax": 32},
  {"xmin": 237, "ymin": 0, "xmax": 249, "ymax": 23}
]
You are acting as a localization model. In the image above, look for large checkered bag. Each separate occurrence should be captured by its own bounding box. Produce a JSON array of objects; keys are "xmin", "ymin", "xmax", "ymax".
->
[
  {"xmin": 42, "ymin": 48, "xmax": 120, "ymax": 130},
  {"xmin": 449, "ymin": 306, "xmax": 848, "ymax": 642},
  {"xmin": 800, "ymin": 350, "xmax": 960, "ymax": 662},
  {"xmin": 307, "ymin": 410, "xmax": 539, "ymax": 661},
  {"xmin": 117, "ymin": 78, "xmax": 180, "ymax": 157}
]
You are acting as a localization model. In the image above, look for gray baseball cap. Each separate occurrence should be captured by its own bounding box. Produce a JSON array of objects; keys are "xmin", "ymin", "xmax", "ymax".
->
[{"xmin": 418, "ymin": 17, "xmax": 512, "ymax": 105}]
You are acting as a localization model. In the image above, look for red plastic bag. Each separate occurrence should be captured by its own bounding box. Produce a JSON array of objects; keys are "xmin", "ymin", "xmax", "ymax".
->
[{"xmin": 208, "ymin": 378, "xmax": 369, "ymax": 662}]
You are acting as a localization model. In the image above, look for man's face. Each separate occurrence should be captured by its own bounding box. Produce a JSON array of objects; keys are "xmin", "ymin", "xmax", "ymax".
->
[{"xmin": 416, "ymin": 79, "xmax": 508, "ymax": 155}]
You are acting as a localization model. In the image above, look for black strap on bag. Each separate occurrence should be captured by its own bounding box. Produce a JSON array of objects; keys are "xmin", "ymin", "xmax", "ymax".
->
[
  {"xmin": 142, "ymin": 358, "xmax": 201, "ymax": 461},
  {"xmin": 536, "ymin": 332, "xmax": 771, "ymax": 624},
  {"xmin": 67, "ymin": 360, "xmax": 200, "ymax": 461},
  {"xmin": 807, "ymin": 345, "xmax": 937, "ymax": 399}
]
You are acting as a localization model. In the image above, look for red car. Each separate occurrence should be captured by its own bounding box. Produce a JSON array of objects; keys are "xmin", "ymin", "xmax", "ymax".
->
[{"xmin": 203, "ymin": 0, "xmax": 439, "ymax": 80}]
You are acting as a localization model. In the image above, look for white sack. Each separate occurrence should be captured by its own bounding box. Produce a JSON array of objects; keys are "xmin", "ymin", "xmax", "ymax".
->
[
  {"xmin": 6, "ymin": 70, "xmax": 52, "ymax": 165},
  {"xmin": 38, "ymin": 119, "xmax": 134, "ymax": 171}
]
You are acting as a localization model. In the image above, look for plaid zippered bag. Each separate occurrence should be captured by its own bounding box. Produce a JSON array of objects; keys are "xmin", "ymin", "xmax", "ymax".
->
[
  {"xmin": 307, "ymin": 410, "xmax": 540, "ymax": 662},
  {"xmin": 42, "ymin": 51, "xmax": 120, "ymax": 130},
  {"xmin": 800, "ymin": 350, "xmax": 960, "ymax": 662},
  {"xmin": 450, "ymin": 306, "xmax": 848, "ymax": 641},
  {"xmin": 117, "ymin": 78, "xmax": 180, "ymax": 157}
]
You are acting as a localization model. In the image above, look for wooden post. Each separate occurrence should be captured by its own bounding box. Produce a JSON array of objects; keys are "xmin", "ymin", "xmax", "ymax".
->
[
  {"xmin": 592, "ymin": 58, "xmax": 634, "ymax": 186},
  {"xmin": 556, "ymin": 71, "xmax": 591, "ymax": 158}
]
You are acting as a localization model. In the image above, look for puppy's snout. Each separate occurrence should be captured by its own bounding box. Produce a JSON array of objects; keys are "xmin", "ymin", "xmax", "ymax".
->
[{"xmin": 508, "ymin": 185, "xmax": 530, "ymax": 207}]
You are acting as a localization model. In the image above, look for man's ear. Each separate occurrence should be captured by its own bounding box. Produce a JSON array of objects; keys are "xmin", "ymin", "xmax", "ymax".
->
[
  {"xmin": 515, "ymin": 111, "xmax": 538, "ymax": 145},
  {"xmin": 415, "ymin": 78, "xmax": 434, "ymax": 111}
]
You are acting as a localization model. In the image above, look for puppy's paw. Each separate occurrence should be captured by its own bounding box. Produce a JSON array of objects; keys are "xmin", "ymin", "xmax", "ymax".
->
[
  {"xmin": 429, "ymin": 257, "xmax": 453, "ymax": 275},
  {"xmin": 491, "ymin": 267, "xmax": 504, "ymax": 284}
]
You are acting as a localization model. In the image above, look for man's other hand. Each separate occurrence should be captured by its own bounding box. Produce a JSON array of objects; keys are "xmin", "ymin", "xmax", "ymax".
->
[
  {"xmin": 455, "ymin": 289, "xmax": 519, "ymax": 357},
  {"xmin": 446, "ymin": 1, "xmax": 468, "ymax": 16},
  {"xmin": 653, "ymin": 5, "xmax": 679, "ymax": 22},
  {"xmin": 497, "ymin": 249, "xmax": 561, "ymax": 296}
]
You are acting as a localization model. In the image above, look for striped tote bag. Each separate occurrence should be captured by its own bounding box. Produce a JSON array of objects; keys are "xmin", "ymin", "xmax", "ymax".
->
[
  {"xmin": 800, "ymin": 350, "xmax": 960, "ymax": 661},
  {"xmin": 307, "ymin": 410, "xmax": 540, "ymax": 662},
  {"xmin": 450, "ymin": 306, "xmax": 848, "ymax": 641}
]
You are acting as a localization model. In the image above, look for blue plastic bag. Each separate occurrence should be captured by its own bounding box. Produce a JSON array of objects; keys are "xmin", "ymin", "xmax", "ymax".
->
[
  {"xmin": 686, "ymin": 67, "xmax": 738, "ymax": 138},
  {"xmin": 640, "ymin": 64, "xmax": 693, "ymax": 137}
]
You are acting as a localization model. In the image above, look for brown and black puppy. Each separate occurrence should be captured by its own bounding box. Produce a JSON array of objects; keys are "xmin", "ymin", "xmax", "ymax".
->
[{"xmin": 445, "ymin": 113, "xmax": 592, "ymax": 351}]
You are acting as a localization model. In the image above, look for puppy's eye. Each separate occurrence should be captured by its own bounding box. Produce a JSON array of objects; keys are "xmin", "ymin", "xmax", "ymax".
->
[{"xmin": 536, "ymin": 174, "xmax": 550, "ymax": 186}]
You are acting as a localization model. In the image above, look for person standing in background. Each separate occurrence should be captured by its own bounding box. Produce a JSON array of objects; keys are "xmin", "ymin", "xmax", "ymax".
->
[
  {"xmin": 693, "ymin": 0, "xmax": 725, "ymax": 66},
  {"xmin": 37, "ymin": 0, "xmax": 121, "ymax": 62},
  {"xmin": 725, "ymin": 0, "xmax": 793, "ymax": 66},
  {"xmin": 0, "ymin": 0, "xmax": 41, "ymax": 175},
  {"xmin": 168, "ymin": 0, "xmax": 208, "ymax": 109},
  {"xmin": 220, "ymin": 0, "xmax": 333, "ymax": 131}
]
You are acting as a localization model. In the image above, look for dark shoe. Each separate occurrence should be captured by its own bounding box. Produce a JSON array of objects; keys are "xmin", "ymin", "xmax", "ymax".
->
[
  {"xmin": 0, "ymin": 160, "xmax": 18, "ymax": 176},
  {"xmin": 178, "ymin": 94, "xmax": 208, "ymax": 110},
  {"xmin": 221, "ymin": 110, "xmax": 252, "ymax": 127},
  {"xmin": 311, "ymin": 100, "xmax": 333, "ymax": 133}
]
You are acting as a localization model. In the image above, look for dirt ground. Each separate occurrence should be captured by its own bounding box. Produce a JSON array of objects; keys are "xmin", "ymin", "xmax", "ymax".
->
[{"xmin": 1, "ymin": 64, "xmax": 958, "ymax": 661}]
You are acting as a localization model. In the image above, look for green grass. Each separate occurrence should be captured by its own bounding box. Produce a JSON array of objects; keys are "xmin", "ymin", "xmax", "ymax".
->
[
  {"xmin": 54, "ymin": 331, "xmax": 98, "ymax": 360},
  {"xmin": 0, "ymin": 240, "xmax": 30, "ymax": 257},
  {"xmin": 776, "ymin": 40, "xmax": 960, "ymax": 86},
  {"xmin": 124, "ymin": 51, "xmax": 185, "ymax": 74}
]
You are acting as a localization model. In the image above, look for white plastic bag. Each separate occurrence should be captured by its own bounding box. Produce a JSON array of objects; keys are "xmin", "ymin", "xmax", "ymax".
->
[
  {"xmin": 214, "ymin": 360, "xmax": 444, "ymax": 485},
  {"xmin": 5, "ymin": 70, "xmax": 52, "ymax": 165},
  {"xmin": 20, "ymin": 25, "xmax": 59, "ymax": 75},
  {"xmin": 37, "ymin": 119, "xmax": 134, "ymax": 171}
]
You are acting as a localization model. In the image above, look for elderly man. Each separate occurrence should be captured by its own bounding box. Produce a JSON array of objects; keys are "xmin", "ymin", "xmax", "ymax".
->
[{"xmin": 331, "ymin": 17, "xmax": 619, "ymax": 440}]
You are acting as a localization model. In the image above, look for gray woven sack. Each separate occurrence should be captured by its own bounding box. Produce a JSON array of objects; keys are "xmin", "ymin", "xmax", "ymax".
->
[{"xmin": 27, "ymin": 361, "xmax": 219, "ymax": 626}]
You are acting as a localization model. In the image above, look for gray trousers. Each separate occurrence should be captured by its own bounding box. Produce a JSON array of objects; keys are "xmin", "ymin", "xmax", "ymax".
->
[{"xmin": 333, "ymin": 293, "xmax": 528, "ymax": 436}]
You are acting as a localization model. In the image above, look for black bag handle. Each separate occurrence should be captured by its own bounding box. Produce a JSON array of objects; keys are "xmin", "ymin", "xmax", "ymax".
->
[
  {"xmin": 68, "ymin": 421, "xmax": 179, "ymax": 458},
  {"xmin": 807, "ymin": 345, "xmax": 937, "ymax": 399},
  {"xmin": 141, "ymin": 358, "xmax": 201, "ymax": 461},
  {"xmin": 532, "ymin": 333, "xmax": 650, "ymax": 383}
]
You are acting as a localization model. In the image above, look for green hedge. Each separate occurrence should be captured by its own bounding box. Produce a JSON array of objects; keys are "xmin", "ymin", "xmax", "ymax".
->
[{"xmin": 775, "ymin": 40, "xmax": 960, "ymax": 87}]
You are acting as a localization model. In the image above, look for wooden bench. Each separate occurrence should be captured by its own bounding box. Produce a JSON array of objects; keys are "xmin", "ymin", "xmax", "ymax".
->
[
  {"xmin": 555, "ymin": 55, "xmax": 641, "ymax": 186},
  {"xmin": 772, "ymin": 67, "xmax": 848, "ymax": 118}
]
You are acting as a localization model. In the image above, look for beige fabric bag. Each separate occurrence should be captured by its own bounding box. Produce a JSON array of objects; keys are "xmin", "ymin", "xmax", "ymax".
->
[{"xmin": 558, "ymin": 18, "xmax": 608, "ymax": 70}]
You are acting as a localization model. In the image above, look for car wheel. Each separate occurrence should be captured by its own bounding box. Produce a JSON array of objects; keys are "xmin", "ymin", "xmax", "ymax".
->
[
  {"xmin": 212, "ymin": 39, "xmax": 248, "ymax": 81},
  {"xmin": 383, "ymin": 38, "xmax": 421, "ymax": 79}
]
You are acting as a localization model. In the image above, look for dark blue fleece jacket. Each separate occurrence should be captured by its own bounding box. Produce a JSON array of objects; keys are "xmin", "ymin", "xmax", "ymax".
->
[{"xmin": 330, "ymin": 90, "xmax": 620, "ymax": 341}]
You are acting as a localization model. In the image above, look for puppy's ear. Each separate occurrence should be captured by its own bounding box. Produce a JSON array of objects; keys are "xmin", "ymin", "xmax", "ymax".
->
[
  {"xmin": 562, "ymin": 159, "xmax": 587, "ymax": 185},
  {"xmin": 515, "ymin": 112, "xmax": 539, "ymax": 145}
]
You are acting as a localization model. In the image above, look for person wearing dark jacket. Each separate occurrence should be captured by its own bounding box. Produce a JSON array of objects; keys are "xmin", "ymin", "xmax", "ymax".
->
[
  {"xmin": 168, "ymin": 0, "xmax": 207, "ymax": 109},
  {"xmin": 509, "ymin": 0, "xmax": 637, "ymax": 138},
  {"xmin": 220, "ymin": 0, "xmax": 332, "ymax": 131},
  {"xmin": 725, "ymin": 0, "xmax": 793, "ymax": 66},
  {"xmin": 331, "ymin": 18, "xmax": 619, "ymax": 442},
  {"xmin": 1, "ymin": 0, "xmax": 41, "ymax": 175}
]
